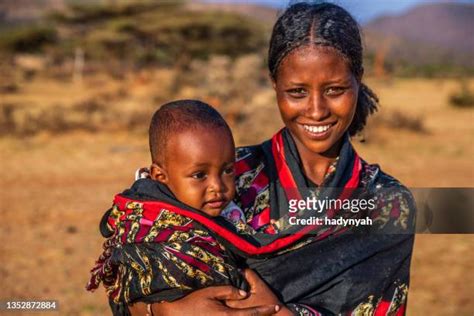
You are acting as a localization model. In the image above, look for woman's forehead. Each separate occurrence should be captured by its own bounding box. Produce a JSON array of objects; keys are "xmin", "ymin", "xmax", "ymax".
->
[{"xmin": 277, "ymin": 45, "xmax": 352, "ymax": 82}]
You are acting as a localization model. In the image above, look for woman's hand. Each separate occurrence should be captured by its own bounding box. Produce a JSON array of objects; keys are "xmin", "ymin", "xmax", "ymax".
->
[
  {"xmin": 226, "ymin": 270, "xmax": 293, "ymax": 316},
  {"xmin": 128, "ymin": 285, "xmax": 280, "ymax": 316}
]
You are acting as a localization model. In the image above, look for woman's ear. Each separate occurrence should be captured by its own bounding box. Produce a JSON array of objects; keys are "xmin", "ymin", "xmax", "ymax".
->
[
  {"xmin": 270, "ymin": 76, "xmax": 277, "ymax": 90},
  {"xmin": 150, "ymin": 163, "xmax": 168, "ymax": 183}
]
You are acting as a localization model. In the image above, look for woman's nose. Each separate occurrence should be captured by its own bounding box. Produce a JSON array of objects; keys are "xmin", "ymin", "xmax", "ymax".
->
[{"xmin": 305, "ymin": 92, "xmax": 329, "ymax": 120}]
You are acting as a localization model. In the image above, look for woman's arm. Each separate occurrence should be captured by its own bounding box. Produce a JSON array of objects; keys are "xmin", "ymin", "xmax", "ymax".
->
[{"xmin": 129, "ymin": 285, "xmax": 280, "ymax": 316}]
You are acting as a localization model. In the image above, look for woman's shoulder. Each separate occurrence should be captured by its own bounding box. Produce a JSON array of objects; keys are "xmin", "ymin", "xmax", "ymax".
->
[
  {"xmin": 361, "ymin": 160, "xmax": 416, "ymax": 233},
  {"xmin": 360, "ymin": 159, "xmax": 408, "ymax": 190}
]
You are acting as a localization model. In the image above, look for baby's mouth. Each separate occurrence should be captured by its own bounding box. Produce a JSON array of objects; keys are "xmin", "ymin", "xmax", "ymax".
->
[{"xmin": 204, "ymin": 198, "xmax": 227, "ymax": 209}]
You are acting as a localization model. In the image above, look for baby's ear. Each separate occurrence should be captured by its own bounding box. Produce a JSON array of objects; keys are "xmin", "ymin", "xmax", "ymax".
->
[{"xmin": 150, "ymin": 163, "xmax": 168, "ymax": 183}]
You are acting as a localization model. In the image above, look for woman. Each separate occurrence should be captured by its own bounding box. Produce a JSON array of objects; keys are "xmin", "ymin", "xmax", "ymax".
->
[{"xmin": 134, "ymin": 2, "xmax": 415, "ymax": 315}]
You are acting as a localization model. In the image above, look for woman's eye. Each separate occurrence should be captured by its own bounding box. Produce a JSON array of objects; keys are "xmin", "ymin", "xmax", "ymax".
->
[
  {"xmin": 191, "ymin": 172, "xmax": 206, "ymax": 180},
  {"xmin": 325, "ymin": 87, "xmax": 346, "ymax": 96},
  {"xmin": 287, "ymin": 88, "xmax": 307, "ymax": 98}
]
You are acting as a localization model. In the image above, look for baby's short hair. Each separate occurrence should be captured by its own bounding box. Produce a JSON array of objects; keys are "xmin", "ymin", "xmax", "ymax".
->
[{"xmin": 149, "ymin": 99, "xmax": 231, "ymax": 164}]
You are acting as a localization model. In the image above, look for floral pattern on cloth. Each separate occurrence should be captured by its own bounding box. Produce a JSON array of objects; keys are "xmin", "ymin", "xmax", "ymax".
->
[{"xmin": 220, "ymin": 201, "xmax": 257, "ymax": 236}]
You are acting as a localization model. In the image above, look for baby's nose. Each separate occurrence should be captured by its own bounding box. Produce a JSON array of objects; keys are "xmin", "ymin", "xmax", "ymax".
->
[{"xmin": 208, "ymin": 176, "xmax": 225, "ymax": 193}]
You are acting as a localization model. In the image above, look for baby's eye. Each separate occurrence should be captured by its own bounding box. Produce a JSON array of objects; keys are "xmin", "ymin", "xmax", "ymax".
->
[
  {"xmin": 325, "ymin": 86, "xmax": 347, "ymax": 96},
  {"xmin": 191, "ymin": 172, "xmax": 206, "ymax": 180},
  {"xmin": 223, "ymin": 166, "xmax": 235, "ymax": 175},
  {"xmin": 287, "ymin": 88, "xmax": 307, "ymax": 98}
]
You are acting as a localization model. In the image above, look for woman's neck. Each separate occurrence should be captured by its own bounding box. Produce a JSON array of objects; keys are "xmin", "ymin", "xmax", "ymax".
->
[{"xmin": 293, "ymin": 137, "xmax": 343, "ymax": 186}]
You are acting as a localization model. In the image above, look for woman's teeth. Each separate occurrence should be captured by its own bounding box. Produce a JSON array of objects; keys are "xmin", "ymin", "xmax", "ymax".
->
[{"xmin": 303, "ymin": 124, "xmax": 331, "ymax": 133}]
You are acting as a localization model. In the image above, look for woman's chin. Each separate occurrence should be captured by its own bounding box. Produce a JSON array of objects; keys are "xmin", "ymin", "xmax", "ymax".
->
[{"xmin": 309, "ymin": 143, "xmax": 338, "ymax": 156}]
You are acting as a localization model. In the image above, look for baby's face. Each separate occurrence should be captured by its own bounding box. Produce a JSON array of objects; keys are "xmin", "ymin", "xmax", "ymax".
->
[{"xmin": 153, "ymin": 127, "xmax": 236, "ymax": 217}]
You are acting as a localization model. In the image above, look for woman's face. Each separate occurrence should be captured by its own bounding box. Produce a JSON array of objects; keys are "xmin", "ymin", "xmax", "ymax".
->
[{"xmin": 273, "ymin": 45, "xmax": 359, "ymax": 156}]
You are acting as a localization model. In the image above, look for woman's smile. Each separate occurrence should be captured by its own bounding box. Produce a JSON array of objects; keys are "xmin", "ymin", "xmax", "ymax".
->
[{"xmin": 300, "ymin": 121, "xmax": 337, "ymax": 140}]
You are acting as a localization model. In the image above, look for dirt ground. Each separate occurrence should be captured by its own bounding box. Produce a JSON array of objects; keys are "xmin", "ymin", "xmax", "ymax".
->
[{"xmin": 1, "ymin": 77, "xmax": 473, "ymax": 315}]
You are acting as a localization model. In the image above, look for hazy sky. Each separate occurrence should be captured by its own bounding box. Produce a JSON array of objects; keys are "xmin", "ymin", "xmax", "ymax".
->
[{"xmin": 203, "ymin": 0, "xmax": 474, "ymax": 23}]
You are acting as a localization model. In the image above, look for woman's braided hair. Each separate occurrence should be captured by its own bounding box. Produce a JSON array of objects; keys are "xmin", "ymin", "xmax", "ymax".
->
[{"xmin": 268, "ymin": 1, "xmax": 379, "ymax": 136}]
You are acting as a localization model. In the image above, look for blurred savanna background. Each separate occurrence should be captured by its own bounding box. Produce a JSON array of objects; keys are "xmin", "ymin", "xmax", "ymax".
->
[{"xmin": 0, "ymin": 0, "xmax": 473, "ymax": 315}]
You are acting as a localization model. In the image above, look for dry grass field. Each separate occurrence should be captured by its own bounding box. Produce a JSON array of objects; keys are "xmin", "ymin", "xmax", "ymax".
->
[{"xmin": 1, "ymin": 75, "xmax": 473, "ymax": 315}]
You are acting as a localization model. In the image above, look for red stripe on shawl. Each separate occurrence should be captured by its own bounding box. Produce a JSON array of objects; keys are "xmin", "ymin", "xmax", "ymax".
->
[
  {"xmin": 235, "ymin": 158, "xmax": 252, "ymax": 175},
  {"xmin": 345, "ymin": 154, "xmax": 361, "ymax": 189},
  {"xmin": 164, "ymin": 246, "xmax": 211, "ymax": 273},
  {"xmin": 108, "ymin": 217, "xmax": 116, "ymax": 229},
  {"xmin": 374, "ymin": 301, "xmax": 390, "ymax": 316},
  {"xmin": 154, "ymin": 228, "xmax": 175, "ymax": 243},
  {"xmin": 191, "ymin": 238, "xmax": 223, "ymax": 257},
  {"xmin": 249, "ymin": 207, "xmax": 270, "ymax": 229},
  {"xmin": 272, "ymin": 130, "xmax": 303, "ymax": 202},
  {"xmin": 135, "ymin": 223, "xmax": 150, "ymax": 241},
  {"xmin": 396, "ymin": 305, "xmax": 406, "ymax": 316},
  {"xmin": 264, "ymin": 225, "xmax": 276, "ymax": 234},
  {"xmin": 374, "ymin": 301, "xmax": 405, "ymax": 316}
]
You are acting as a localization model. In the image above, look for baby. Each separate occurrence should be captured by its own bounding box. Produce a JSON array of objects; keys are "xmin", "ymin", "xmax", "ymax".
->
[
  {"xmin": 148, "ymin": 99, "xmax": 237, "ymax": 218},
  {"xmin": 87, "ymin": 100, "xmax": 249, "ymax": 315}
]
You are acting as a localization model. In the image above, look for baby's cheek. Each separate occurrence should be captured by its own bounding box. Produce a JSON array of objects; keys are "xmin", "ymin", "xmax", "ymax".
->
[
  {"xmin": 176, "ymin": 187, "xmax": 203, "ymax": 209},
  {"xmin": 226, "ymin": 177, "xmax": 237, "ymax": 198}
]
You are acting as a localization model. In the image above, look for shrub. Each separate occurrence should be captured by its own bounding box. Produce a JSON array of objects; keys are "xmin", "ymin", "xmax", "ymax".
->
[
  {"xmin": 449, "ymin": 80, "xmax": 474, "ymax": 108},
  {"xmin": 0, "ymin": 25, "xmax": 56, "ymax": 53},
  {"xmin": 370, "ymin": 110, "xmax": 426, "ymax": 134},
  {"xmin": 385, "ymin": 110, "xmax": 426, "ymax": 132},
  {"xmin": 48, "ymin": 2, "xmax": 266, "ymax": 68},
  {"xmin": 49, "ymin": 1, "xmax": 183, "ymax": 24}
]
